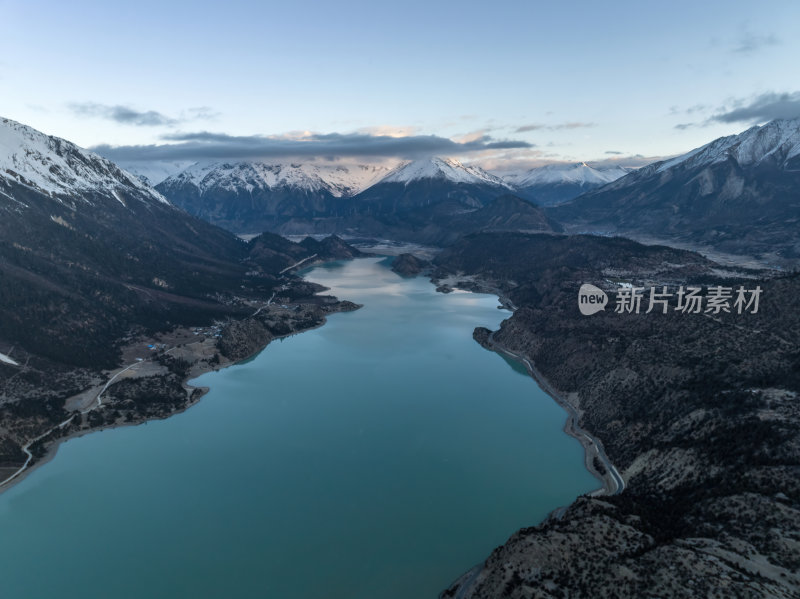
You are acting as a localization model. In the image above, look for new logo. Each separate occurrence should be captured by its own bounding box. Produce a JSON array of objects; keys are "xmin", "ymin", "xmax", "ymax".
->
[{"xmin": 578, "ymin": 284, "xmax": 608, "ymax": 315}]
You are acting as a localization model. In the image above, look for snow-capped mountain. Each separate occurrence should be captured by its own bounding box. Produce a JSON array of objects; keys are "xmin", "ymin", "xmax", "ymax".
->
[
  {"xmin": 0, "ymin": 117, "xmax": 261, "ymax": 366},
  {"xmin": 498, "ymin": 162, "xmax": 628, "ymax": 206},
  {"xmin": 654, "ymin": 118, "xmax": 800, "ymax": 174},
  {"xmin": 0, "ymin": 117, "xmax": 168, "ymax": 206},
  {"xmin": 154, "ymin": 157, "xmax": 511, "ymax": 234},
  {"xmin": 348, "ymin": 156, "xmax": 513, "ymax": 217},
  {"xmin": 380, "ymin": 157, "xmax": 512, "ymax": 188},
  {"xmin": 0, "ymin": 116, "xmax": 368, "ymax": 371},
  {"xmin": 159, "ymin": 160, "xmax": 393, "ymax": 198},
  {"xmin": 155, "ymin": 160, "xmax": 396, "ymax": 233},
  {"xmin": 119, "ymin": 160, "xmax": 196, "ymax": 186},
  {"xmin": 552, "ymin": 119, "xmax": 800, "ymax": 261},
  {"xmin": 502, "ymin": 162, "xmax": 627, "ymax": 188}
]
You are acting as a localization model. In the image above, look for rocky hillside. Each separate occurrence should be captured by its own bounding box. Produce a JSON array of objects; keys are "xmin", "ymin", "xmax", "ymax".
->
[
  {"xmin": 0, "ymin": 118, "xmax": 364, "ymax": 370},
  {"xmin": 435, "ymin": 232, "xmax": 800, "ymax": 599},
  {"xmin": 391, "ymin": 253, "xmax": 429, "ymax": 276},
  {"xmin": 0, "ymin": 118, "xmax": 253, "ymax": 368}
]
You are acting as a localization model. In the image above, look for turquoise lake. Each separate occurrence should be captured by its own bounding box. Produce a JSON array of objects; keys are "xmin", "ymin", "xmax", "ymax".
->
[{"xmin": 0, "ymin": 257, "xmax": 597, "ymax": 598}]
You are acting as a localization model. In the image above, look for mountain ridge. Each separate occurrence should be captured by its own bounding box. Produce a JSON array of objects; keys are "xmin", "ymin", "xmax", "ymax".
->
[
  {"xmin": 381, "ymin": 156, "xmax": 512, "ymax": 188},
  {"xmin": 155, "ymin": 155, "xmax": 519, "ymax": 236},
  {"xmin": 496, "ymin": 162, "xmax": 629, "ymax": 206},
  {"xmin": 552, "ymin": 118, "xmax": 800, "ymax": 261},
  {"xmin": 0, "ymin": 117, "xmax": 169, "ymax": 206},
  {"xmin": 500, "ymin": 161, "xmax": 628, "ymax": 187}
]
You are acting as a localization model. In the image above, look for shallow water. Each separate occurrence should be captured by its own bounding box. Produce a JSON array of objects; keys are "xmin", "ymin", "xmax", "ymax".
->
[{"xmin": 0, "ymin": 257, "xmax": 597, "ymax": 598}]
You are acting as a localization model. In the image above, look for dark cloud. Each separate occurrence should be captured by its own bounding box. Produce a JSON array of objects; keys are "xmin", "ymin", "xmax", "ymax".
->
[
  {"xmin": 514, "ymin": 122, "xmax": 595, "ymax": 133},
  {"xmin": 673, "ymin": 92, "xmax": 800, "ymax": 130},
  {"xmin": 68, "ymin": 103, "xmax": 218, "ymax": 127},
  {"xmin": 92, "ymin": 130, "xmax": 533, "ymax": 162},
  {"xmin": 709, "ymin": 92, "xmax": 800, "ymax": 124},
  {"xmin": 733, "ymin": 32, "xmax": 780, "ymax": 54},
  {"xmin": 515, "ymin": 124, "xmax": 546, "ymax": 133},
  {"xmin": 69, "ymin": 103, "xmax": 177, "ymax": 126},
  {"xmin": 604, "ymin": 150, "xmax": 623, "ymax": 155}
]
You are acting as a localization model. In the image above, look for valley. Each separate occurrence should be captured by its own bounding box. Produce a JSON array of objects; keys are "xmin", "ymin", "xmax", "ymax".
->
[
  {"xmin": 0, "ymin": 118, "xmax": 366, "ymax": 491},
  {"xmin": 0, "ymin": 258, "xmax": 599, "ymax": 599},
  {"xmin": 1, "ymin": 115, "xmax": 799, "ymax": 599},
  {"xmin": 5, "ymin": 3, "xmax": 800, "ymax": 597}
]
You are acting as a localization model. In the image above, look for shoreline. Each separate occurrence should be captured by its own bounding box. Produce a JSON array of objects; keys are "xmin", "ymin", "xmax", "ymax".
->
[
  {"xmin": 3, "ymin": 261, "xmax": 621, "ymax": 508},
  {"xmin": 485, "ymin": 333, "xmax": 624, "ymax": 499},
  {"xmin": 432, "ymin": 276, "xmax": 624, "ymax": 502},
  {"xmin": 0, "ymin": 293, "xmax": 360, "ymax": 498}
]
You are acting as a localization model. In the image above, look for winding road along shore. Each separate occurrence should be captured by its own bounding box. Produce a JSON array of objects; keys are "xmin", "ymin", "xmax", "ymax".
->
[
  {"xmin": 0, "ymin": 290, "xmax": 359, "ymax": 497},
  {"xmin": 485, "ymin": 331, "xmax": 624, "ymax": 499},
  {"xmin": 444, "ymin": 331, "xmax": 626, "ymax": 599}
]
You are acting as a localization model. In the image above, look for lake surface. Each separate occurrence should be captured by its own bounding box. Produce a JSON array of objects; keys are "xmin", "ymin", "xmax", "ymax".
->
[{"xmin": 0, "ymin": 258, "xmax": 597, "ymax": 598}]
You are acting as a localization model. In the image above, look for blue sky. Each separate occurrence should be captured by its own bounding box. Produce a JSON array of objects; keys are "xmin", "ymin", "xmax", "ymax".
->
[{"xmin": 2, "ymin": 0, "xmax": 799, "ymax": 170}]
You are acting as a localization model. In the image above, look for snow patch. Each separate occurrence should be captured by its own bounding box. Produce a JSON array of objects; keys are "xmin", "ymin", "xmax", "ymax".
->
[{"xmin": 0, "ymin": 351, "xmax": 19, "ymax": 366}]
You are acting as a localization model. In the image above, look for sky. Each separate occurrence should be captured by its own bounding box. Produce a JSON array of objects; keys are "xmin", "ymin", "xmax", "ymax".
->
[{"xmin": 2, "ymin": 0, "xmax": 799, "ymax": 173}]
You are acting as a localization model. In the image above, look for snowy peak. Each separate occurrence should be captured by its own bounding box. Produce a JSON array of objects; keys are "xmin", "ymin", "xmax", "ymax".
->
[
  {"xmin": 501, "ymin": 162, "xmax": 628, "ymax": 188},
  {"xmin": 0, "ymin": 117, "xmax": 168, "ymax": 205},
  {"xmin": 379, "ymin": 157, "xmax": 512, "ymax": 188},
  {"xmin": 159, "ymin": 157, "xmax": 511, "ymax": 198},
  {"xmin": 657, "ymin": 118, "xmax": 800, "ymax": 173},
  {"xmin": 552, "ymin": 118, "xmax": 800, "ymax": 262},
  {"xmin": 160, "ymin": 160, "xmax": 394, "ymax": 198},
  {"xmin": 119, "ymin": 160, "xmax": 196, "ymax": 187}
]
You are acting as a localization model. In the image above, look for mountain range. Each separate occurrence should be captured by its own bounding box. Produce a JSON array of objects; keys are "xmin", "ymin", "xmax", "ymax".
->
[
  {"xmin": 552, "ymin": 118, "xmax": 800, "ymax": 261},
  {"xmin": 149, "ymin": 157, "xmax": 627, "ymax": 233},
  {"xmin": 498, "ymin": 162, "xmax": 629, "ymax": 206},
  {"xmin": 152, "ymin": 156, "xmax": 513, "ymax": 223},
  {"xmin": 153, "ymin": 161, "xmax": 392, "ymax": 233},
  {"xmin": 5, "ymin": 114, "xmax": 800, "ymax": 273},
  {"xmin": 151, "ymin": 156, "xmax": 559, "ymax": 241},
  {"xmin": 125, "ymin": 120, "xmax": 800, "ymax": 260},
  {"xmin": 2, "ymin": 114, "xmax": 799, "ymax": 599}
]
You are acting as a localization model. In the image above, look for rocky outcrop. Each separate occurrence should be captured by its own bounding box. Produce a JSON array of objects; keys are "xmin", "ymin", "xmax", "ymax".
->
[
  {"xmin": 299, "ymin": 234, "xmax": 365, "ymax": 260},
  {"xmin": 391, "ymin": 253, "xmax": 429, "ymax": 276},
  {"xmin": 216, "ymin": 318, "xmax": 274, "ymax": 362}
]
